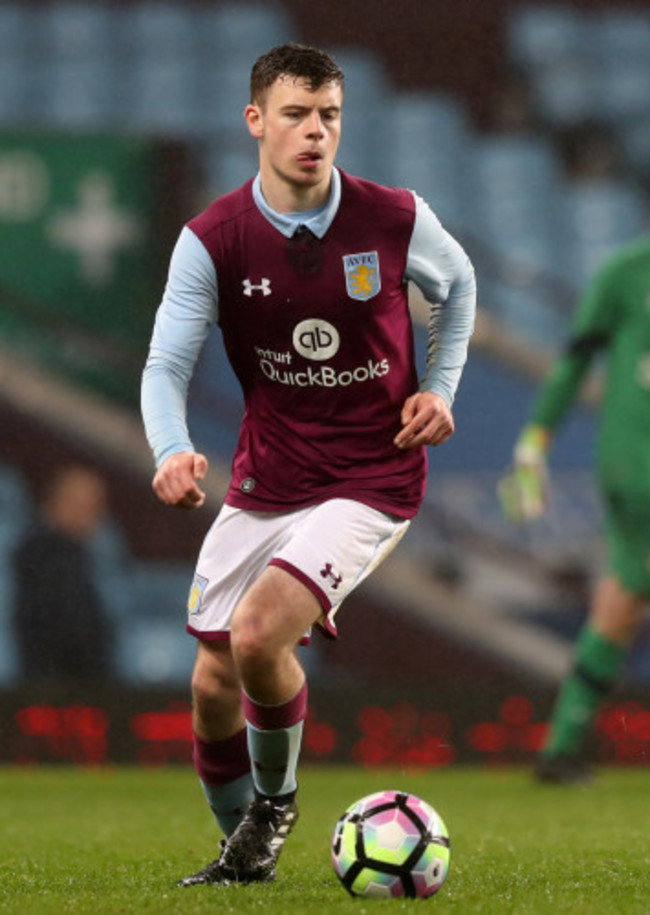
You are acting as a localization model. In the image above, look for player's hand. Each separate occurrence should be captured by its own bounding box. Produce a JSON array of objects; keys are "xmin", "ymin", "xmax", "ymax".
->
[
  {"xmin": 394, "ymin": 391, "xmax": 454, "ymax": 450},
  {"xmin": 152, "ymin": 451, "xmax": 209, "ymax": 510},
  {"xmin": 498, "ymin": 424, "xmax": 550, "ymax": 521}
]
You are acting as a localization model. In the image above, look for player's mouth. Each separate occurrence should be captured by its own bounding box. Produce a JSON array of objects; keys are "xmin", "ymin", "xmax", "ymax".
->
[{"xmin": 296, "ymin": 151, "xmax": 322, "ymax": 168}]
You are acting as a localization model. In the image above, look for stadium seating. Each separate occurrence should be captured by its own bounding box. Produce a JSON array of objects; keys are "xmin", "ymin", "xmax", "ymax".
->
[
  {"xmin": 128, "ymin": 561, "xmax": 194, "ymax": 624},
  {"xmin": 387, "ymin": 91, "xmax": 473, "ymax": 228},
  {"xmin": 37, "ymin": 58, "xmax": 119, "ymax": 128},
  {"xmin": 325, "ymin": 47, "xmax": 393, "ymax": 185},
  {"xmin": 465, "ymin": 134, "xmax": 574, "ymax": 342},
  {"xmin": 90, "ymin": 520, "xmax": 138, "ymax": 625},
  {"xmin": 200, "ymin": 2, "xmax": 295, "ymax": 62},
  {"xmin": 506, "ymin": 4, "xmax": 592, "ymax": 72},
  {"xmin": 200, "ymin": 57, "xmax": 257, "ymax": 144},
  {"xmin": 0, "ymin": 4, "xmax": 36, "ymax": 123},
  {"xmin": 507, "ymin": 4, "xmax": 650, "ymax": 168},
  {"xmin": 593, "ymin": 9, "xmax": 650, "ymax": 65},
  {"xmin": 481, "ymin": 278, "xmax": 567, "ymax": 350},
  {"xmin": 497, "ymin": 4, "xmax": 650, "ymax": 340},
  {"xmin": 619, "ymin": 117, "xmax": 650, "ymax": 179},
  {"xmin": 115, "ymin": 618, "xmax": 197, "ymax": 685},
  {"xmin": 0, "ymin": 57, "xmax": 30, "ymax": 123},
  {"xmin": 89, "ymin": 526, "xmax": 195, "ymax": 682},
  {"xmin": 0, "ymin": 3, "xmax": 34, "ymax": 61},
  {"xmin": 508, "ymin": 5, "xmax": 650, "ymax": 142},
  {"xmin": 202, "ymin": 137, "xmax": 260, "ymax": 196},
  {"xmin": 470, "ymin": 135, "xmax": 562, "ymax": 211},
  {"xmin": 43, "ymin": 1, "xmax": 119, "ymax": 63},
  {"xmin": 531, "ymin": 59, "xmax": 599, "ymax": 128},
  {"xmin": 596, "ymin": 60, "xmax": 650, "ymax": 130},
  {"xmin": 561, "ymin": 181, "xmax": 647, "ymax": 243},
  {"xmin": 121, "ymin": 2, "xmax": 201, "ymax": 61},
  {"xmin": 121, "ymin": 57, "xmax": 203, "ymax": 137},
  {"xmin": 114, "ymin": 559, "xmax": 195, "ymax": 683},
  {"xmin": 558, "ymin": 180, "xmax": 647, "ymax": 293}
]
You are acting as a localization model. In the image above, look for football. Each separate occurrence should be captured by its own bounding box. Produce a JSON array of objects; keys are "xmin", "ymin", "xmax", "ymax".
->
[{"xmin": 331, "ymin": 789, "xmax": 450, "ymax": 898}]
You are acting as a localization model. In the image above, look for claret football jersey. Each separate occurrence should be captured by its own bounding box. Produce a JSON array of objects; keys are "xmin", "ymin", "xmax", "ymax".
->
[{"xmin": 188, "ymin": 171, "xmax": 426, "ymax": 518}]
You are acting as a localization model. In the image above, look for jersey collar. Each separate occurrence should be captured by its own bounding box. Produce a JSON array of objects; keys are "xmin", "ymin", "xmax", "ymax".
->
[{"xmin": 252, "ymin": 168, "xmax": 341, "ymax": 239}]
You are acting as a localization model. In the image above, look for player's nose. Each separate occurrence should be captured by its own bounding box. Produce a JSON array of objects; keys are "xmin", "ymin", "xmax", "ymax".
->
[{"xmin": 304, "ymin": 111, "xmax": 324, "ymax": 136}]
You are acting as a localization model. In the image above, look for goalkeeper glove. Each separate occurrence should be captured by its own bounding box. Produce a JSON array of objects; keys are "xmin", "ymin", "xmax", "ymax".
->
[{"xmin": 498, "ymin": 424, "xmax": 551, "ymax": 522}]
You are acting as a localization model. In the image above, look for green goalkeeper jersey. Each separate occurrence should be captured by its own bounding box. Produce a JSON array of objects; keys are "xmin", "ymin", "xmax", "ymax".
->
[{"xmin": 530, "ymin": 236, "xmax": 650, "ymax": 497}]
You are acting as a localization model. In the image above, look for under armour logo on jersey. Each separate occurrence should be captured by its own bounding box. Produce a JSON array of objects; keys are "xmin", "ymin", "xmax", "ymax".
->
[
  {"xmin": 320, "ymin": 562, "xmax": 343, "ymax": 589},
  {"xmin": 242, "ymin": 278, "xmax": 272, "ymax": 297}
]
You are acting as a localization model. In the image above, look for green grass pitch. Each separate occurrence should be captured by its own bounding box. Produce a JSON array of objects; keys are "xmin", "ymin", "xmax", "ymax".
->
[{"xmin": 1, "ymin": 765, "xmax": 649, "ymax": 914}]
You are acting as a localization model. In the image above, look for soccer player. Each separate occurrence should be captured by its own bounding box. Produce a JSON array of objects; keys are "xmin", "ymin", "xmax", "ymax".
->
[
  {"xmin": 500, "ymin": 235, "xmax": 650, "ymax": 784},
  {"xmin": 141, "ymin": 43, "xmax": 476, "ymax": 884}
]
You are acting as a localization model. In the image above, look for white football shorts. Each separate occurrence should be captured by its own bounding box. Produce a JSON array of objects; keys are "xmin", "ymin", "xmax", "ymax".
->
[{"xmin": 186, "ymin": 498, "xmax": 410, "ymax": 643}]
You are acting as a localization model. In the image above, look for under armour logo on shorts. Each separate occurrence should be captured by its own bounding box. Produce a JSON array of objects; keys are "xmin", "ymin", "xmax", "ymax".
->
[{"xmin": 320, "ymin": 562, "xmax": 342, "ymax": 589}]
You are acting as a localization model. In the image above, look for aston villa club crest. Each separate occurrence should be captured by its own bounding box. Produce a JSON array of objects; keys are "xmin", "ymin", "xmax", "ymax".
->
[
  {"xmin": 187, "ymin": 573, "xmax": 209, "ymax": 616},
  {"xmin": 343, "ymin": 251, "xmax": 381, "ymax": 301}
]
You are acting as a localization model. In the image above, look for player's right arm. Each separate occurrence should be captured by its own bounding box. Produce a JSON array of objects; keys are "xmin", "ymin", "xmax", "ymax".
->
[
  {"xmin": 141, "ymin": 227, "xmax": 218, "ymax": 509},
  {"xmin": 152, "ymin": 450, "xmax": 209, "ymax": 509}
]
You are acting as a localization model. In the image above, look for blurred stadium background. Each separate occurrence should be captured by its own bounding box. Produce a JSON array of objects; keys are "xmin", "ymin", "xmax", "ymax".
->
[{"xmin": 2, "ymin": 0, "xmax": 650, "ymax": 769}]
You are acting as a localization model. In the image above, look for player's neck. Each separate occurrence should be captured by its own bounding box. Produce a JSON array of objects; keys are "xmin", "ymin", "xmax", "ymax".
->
[{"xmin": 259, "ymin": 170, "xmax": 332, "ymax": 214}]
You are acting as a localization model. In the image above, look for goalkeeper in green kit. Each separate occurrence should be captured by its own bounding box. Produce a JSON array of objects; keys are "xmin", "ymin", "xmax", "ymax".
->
[{"xmin": 500, "ymin": 236, "xmax": 650, "ymax": 784}]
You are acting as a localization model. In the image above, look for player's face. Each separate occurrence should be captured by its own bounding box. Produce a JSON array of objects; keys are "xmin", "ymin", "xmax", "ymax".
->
[{"xmin": 246, "ymin": 76, "xmax": 342, "ymax": 208}]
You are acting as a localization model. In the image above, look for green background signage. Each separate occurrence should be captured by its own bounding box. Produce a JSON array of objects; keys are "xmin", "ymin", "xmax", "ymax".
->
[{"xmin": 0, "ymin": 132, "xmax": 189, "ymax": 403}]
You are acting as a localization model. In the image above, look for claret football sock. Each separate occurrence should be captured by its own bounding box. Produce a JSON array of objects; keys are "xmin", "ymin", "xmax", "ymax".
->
[
  {"xmin": 243, "ymin": 680, "xmax": 308, "ymax": 797},
  {"xmin": 193, "ymin": 729, "xmax": 254, "ymax": 836},
  {"xmin": 200, "ymin": 773, "xmax": 255, "ymax": 838},
  {"xmin": 542, "ymin": 625, "xmax": 624, "ymax": 758}
]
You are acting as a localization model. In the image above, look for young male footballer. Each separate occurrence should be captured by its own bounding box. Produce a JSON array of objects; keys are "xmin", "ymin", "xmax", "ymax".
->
[
  {"xmin": 501, "ymin": 235, "xmax": 650, "ymax": 785},
  {"xmin": 141, "ymin": 43, "xmax": 476, "ymax": 885}
]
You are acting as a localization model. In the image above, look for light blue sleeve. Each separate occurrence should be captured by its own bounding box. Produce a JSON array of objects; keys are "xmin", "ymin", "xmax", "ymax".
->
[
  {"xmin": 406, "ymin": 192, "xmax": 476, "ymax": 406},
  {"xmin": 140, "ymin": 226, "xmax": 218, "ymax": 467}
]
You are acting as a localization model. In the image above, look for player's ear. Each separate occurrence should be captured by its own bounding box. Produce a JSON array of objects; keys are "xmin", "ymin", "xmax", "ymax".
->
[{"xmin": 245, "ymin": 103, "xmax": 264, "ymax": 139}]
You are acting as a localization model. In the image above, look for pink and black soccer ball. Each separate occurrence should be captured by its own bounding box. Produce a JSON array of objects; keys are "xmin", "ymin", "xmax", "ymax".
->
[{"xmin": 331, "ymin": 789, "xmax": 450, "ymax": 898}]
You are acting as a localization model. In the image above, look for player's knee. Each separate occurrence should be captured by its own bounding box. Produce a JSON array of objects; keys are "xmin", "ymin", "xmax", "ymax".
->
[
  {"xmin": 595, "ymin": 576, "xmax": 645, "ymax": 639},
  {"xmin": 191, "ymin": 662, "xmax": 221, "ymax": 711},
  {"xmin": 616, "ymin": 605, "xmax": 644, "ymax": 644},
  {"xmin": 191, "ymin": 646, "xmax": 238, "ymax": 708}
]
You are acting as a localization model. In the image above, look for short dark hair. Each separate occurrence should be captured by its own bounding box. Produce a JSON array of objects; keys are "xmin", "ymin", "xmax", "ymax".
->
[{"xmin": 250, "ymin": 43, "xmax": 344, "ymax": 104}]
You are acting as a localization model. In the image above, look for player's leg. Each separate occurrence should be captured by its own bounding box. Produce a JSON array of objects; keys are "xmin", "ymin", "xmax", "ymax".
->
[
  {"xmin": 192, "ymin": 640, "xmax": 253, "ymax": 835},
  {"xmin": 178, "ymin": 503, "xmax": 282, "ymax": 887},
  {"xmin": 178, "ymin": 639, "xmax": 254, "ymax": 886},
  {"xmin": 217, "ymin": 565, "xmax": 320, "ymax": 882},
  {"xmin": 537, "ymin": 576, "xmax": 644, "ymax": 783},
  {"xmin": 219, "ymin": 499, "xmax": 409, "ymax": 882},
  {"xmin": 178, "ymin": 504, "xmax": 314, "ymax": 885},
  {"xmin": 233, "ymin": 563, "xmax": 319, "ymax": 798},
  {"xmin": 536, "ymin": 492, "xmax": 650, "ymax": 784}
]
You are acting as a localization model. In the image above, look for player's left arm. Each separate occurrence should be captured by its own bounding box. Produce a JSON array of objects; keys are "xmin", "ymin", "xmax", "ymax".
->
[
  {"xmin": 397, "ymin": 193, "xmax": 476, "ymax": 450},
  {"xmin": 394, "ymin": 391, "xmax": 454, "ymax": 449}
]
